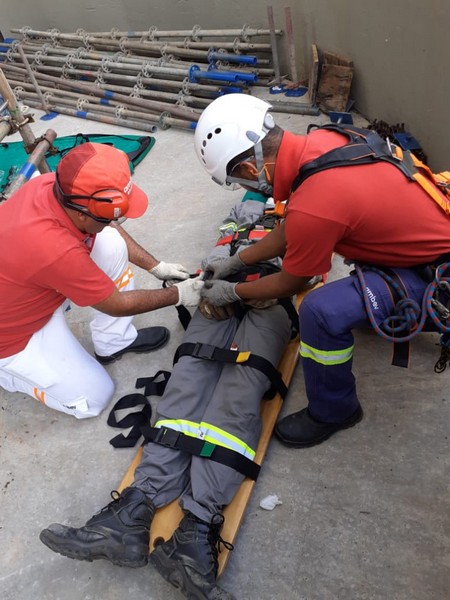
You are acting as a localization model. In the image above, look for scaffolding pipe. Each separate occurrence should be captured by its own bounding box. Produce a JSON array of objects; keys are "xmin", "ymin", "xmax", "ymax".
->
[
  {"xmin": 267, "ymin": 6, "xmax": 281, "ymax": 83},
  {"xmin": 13, "ymin": 88, "xmax": 163, "ymax": 123},
  {"xmin": 0, "ymin": 68, "xmax": 51, "ymax": 173},
  {"xmin": 1, "ymin": 42, "xmax": 207, "ymax": 69},
  {"xmin": 7, "ymin": 76, "xmax": 212, "ymax": 108},
  {"xmin": 178, "ymin": 40, "xmax": 272, "ymax": 52},
  {"xmin": 284, "ymin": 6, "xmax": 298, "ymax": 83},
  {"xmin": 1, "ymin": 62, "xmax": 224, "ymax": 95},
  {"xmin": 188, "ymin": 65, "xmax": 257, "ymax": 84},
  {"xmin": 0, "ymin": 120, "xmax": 12, "ymax": 142},
  {"xmin": 4, "ymin": 41, "xmax": 273, "ymax": 76},
  {"xmin": 208, "ymin": 50, "xmax": 257, "ymax": 65},
  {"xmin": 9, "ymin": 32, "xmax": 239, "ymax": 63},
  {"xmin": 5, "ymin": 37, "xmax": 273, "ymax": 53},
  {"xmin": 13, "ymin": 26, "xmax": 282, "ymax": 40},
  {"xmin": 159, "ymin": 112, "xmax": 197, "ymax": 131},
  {"xmin": 23, "ymin": 98, "xmax": 160, "ymax": 133},
  {"xmin": 2, "ymin": 63, "xmax": 200, "ymax": 120},
  {"xmin": 19, "ymin": 63, "xmax": 249, "ymax": 93},
  {"xmin": 7, "ymin": 48, "xmax": 265, "ymax": 85},
  {"xmin": 16, "ymin": 44, "xmax": 50, "ymax": 112},
  {"xmin": 270, "ymin": 102, "xmax": 320, "ymax": 116},
  {"xmin": 7, "ymin": 49, "xmax": 189, "ymax": 78},
  {"xmin": 3, "ymin": 129, "xmax": 57, "ymax": 199},
  {"xmin": 11, "ymin": 42, "xmax": 270, "ymax": 66}
]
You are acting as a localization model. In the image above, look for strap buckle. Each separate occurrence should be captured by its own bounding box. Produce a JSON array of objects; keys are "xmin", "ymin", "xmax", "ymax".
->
[
  {"xmin": 153, "ymin": 426, "xmax": 181, "ymax": 447},
  {"xmin": 191, "ymin": 342, "xmax": 216, "ymax": 360}
]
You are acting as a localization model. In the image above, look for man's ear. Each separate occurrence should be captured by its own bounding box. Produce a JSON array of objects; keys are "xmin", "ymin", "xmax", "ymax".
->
[{"xmin": 239, "ymin": 160, "xmax": 259, "ymax": 178}]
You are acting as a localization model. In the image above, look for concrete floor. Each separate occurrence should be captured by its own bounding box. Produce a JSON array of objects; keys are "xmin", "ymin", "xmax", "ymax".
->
[{"xmin": 0, "ymin": 97, "xmax": 449, "ymax": 600}]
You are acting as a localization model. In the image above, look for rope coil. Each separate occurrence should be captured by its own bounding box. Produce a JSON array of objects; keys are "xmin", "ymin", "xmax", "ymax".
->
[{"xmin": 355, "ymin": 262, "xmax": 450, "ymax": 341}]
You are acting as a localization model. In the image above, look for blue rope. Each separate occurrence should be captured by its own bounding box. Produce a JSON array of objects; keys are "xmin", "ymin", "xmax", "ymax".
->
[{"xmin": 354, "ymin": 262, "xmax": 450, "ymax": 343}]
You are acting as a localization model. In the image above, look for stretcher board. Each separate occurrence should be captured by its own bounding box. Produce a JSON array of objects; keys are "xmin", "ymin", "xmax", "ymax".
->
[{"xmin": 117, "ymin": 283, "xmax": 322, "ymax": 576}]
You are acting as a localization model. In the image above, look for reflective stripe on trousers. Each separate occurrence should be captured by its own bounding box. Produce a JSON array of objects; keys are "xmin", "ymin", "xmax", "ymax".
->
[{"xmin": 155, "ymin": 418, "xmax": 257, "ymax": 460}]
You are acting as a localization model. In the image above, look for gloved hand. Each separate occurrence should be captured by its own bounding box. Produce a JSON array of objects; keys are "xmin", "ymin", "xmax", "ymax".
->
[
  {"xmin": 149, "ymin": 261, "xmax": 190, "ymax": 281},
  {"xmin": 204, "ymin": 253, "xmax": 245, "ymax": 280},
  {"xmin": 198, "ymin": 299, "xmax": 235, "ymax": 321},
  {"xmin": 174, "ymin": 277, "xmax": 205, "ymax": 307},
  {"xmin": 201, "ymin": 280, "xmax": 241, "ymax": 306}
]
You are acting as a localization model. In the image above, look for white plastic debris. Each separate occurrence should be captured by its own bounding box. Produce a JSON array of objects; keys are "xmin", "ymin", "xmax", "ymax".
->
[{"xmin": 259, "ymin": 494, "xmax": 283, "ymax": 511}]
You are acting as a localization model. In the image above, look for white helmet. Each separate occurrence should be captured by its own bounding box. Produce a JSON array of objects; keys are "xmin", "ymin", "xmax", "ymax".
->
[{"xmin": 194, "ymin": 93, "xmax": 275, "ymax": 191}]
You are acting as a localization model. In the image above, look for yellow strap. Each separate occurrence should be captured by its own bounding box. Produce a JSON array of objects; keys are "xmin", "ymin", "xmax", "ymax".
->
[
  {"xmin": 236, "ymin": 351, "xmax": 251, "ymax": 363},
  {"xmin": 412, "ymin": 172, "xmax": 450, "ymax": 215}
]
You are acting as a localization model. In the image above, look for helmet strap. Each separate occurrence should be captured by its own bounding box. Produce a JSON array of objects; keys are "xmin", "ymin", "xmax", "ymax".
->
[{"xmin": 226, "ymin": 141, "xmax": 274, "ymax": 196}]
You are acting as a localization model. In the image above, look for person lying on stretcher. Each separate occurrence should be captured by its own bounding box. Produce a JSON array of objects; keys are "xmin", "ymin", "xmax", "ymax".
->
[{"xmin": 39, "ymin": 193, "xmax": 311, "ymax": 600}]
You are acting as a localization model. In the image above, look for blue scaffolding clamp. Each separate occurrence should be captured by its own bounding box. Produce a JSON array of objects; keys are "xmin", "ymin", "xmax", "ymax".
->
[
  {"xmin": 189, "ymin": 64, "xmax": 258, "ymax": 85},
  {"xmin": 207, "ymin": 50, "xmax": 258, "ymax": 66}
]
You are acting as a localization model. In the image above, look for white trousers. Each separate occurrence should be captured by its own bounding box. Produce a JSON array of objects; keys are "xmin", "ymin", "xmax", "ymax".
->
[{"xmin": 0, "ymin": 227, "xmax": 138, "ymax": 419}]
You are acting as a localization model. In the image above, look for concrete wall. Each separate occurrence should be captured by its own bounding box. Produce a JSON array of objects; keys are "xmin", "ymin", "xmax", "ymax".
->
[{"xmin": 1, "ymin": 0, "xmax": 448, "ymax": 170}]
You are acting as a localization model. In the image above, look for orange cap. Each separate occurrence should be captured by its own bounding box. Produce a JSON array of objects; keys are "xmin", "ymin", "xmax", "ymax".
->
[{"xmin": 56, "ymin": 143, "xmax": 148, "ymax": 219}]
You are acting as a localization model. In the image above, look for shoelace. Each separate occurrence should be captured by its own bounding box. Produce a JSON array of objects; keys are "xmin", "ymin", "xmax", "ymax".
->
[
  {"xmin": 93, "ymin": 490, "xmax": 122, "ymax": 517},
  {"xmin": 205, "ymin": 514, "xmax": 234, "ymax": 575}
]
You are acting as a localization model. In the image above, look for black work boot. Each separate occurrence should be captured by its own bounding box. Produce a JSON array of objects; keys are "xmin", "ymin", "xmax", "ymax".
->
[
  {"xmin": 275, "ymin": 403, "xmax": 363, "ymax": 448},
  {"xmin": 39, "ymin": 487, "xmax": 154, "ymax": 567},
  {"xmin": 150, "ymin": 511, "xmax": 236, "ymax": 600}
]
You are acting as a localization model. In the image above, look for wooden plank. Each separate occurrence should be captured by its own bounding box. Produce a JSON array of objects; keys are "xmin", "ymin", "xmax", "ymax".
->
[
  {"xmin": 316, "ymin": 63, "xmax": 354, "ymax": 113},
  {"xmin": 117, "ymin": 283, "xmax": 323, "ymax": 576},
  {"xmin": 321, "ymin": 49, "xmax": 353, "ymax": 68}
]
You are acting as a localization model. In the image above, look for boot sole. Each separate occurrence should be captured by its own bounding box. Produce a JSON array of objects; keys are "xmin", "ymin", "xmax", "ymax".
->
[
  {"xmin": 276, "ymin": 408, "xmax": 363, "ymax": 448},
  {"xmin": 39, "ymin": 529, "xmax": 148, "ymax": 568}
]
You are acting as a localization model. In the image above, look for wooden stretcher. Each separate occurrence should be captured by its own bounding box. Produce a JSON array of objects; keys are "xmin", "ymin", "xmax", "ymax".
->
[{"xmin": 117, "ymin": 283, "xmax": 322, "ymax": 576}]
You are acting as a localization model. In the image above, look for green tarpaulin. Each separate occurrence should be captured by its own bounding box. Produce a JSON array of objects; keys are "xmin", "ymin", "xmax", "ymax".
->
[{"xmin": 0, "ymin": 133, "xmax": 156, "ymax": 193}]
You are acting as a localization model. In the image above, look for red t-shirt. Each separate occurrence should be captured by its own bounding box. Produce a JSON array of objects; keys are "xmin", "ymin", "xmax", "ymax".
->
[
  {"xmin": 0, "ymin": 173, "xmax": 115, "ymax": 357},
  {"xmin": 273, "ymin": 130, "xmax": 450, "ymax": 277}
]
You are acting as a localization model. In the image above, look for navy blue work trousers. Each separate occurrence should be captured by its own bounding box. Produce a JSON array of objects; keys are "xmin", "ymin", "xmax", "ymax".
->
[{"xmin": 298, "ymin": 267, "xmax": 431, "ymax": 422}]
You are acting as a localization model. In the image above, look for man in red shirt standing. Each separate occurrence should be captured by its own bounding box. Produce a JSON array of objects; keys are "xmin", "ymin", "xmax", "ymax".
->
[
  {"xmin": 0, "ymin": 143, "xmax": 204, "ymax": 418},
  {"xmin": 195, "ymin": 93, "xmax": 450, "ymax": 447}
]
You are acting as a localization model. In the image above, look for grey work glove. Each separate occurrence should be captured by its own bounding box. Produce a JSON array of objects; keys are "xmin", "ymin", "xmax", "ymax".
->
[
  {"xmin": 149, "ymin": 261, "xmax": 190, "ymax": 281},
  {"xmin": 201, "ymin": 280, "xmax": 241, "ymax": 306},
  {"xmin": 174, "ymin": 276, "xmax": 205, "ymax": 307},
  {"xmin": 204, "ymin": 253, "xmax": 246, "ymax": 280}
]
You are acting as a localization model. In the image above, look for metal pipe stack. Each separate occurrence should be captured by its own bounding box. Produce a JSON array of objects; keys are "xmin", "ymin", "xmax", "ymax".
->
[{"xmin": 1, "ymin": 23, "xmax": 283, "ymax": 132}]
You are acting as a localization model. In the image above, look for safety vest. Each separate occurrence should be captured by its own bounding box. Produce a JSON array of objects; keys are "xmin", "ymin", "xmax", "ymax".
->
[{"xmin": 291, "ymin": 124, "xmax": 450, "ymax": 213}]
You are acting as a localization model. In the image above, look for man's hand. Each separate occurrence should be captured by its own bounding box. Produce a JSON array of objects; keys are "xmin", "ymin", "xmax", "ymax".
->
[
  {"xmin": 204, "ymin": 253, "xmax": 245, "ymax": 280},
  {"xmin": 198, "ymin": 299, "xmax": 235, "ymax": 320},
  {"xmin": 174, "ymin": 277, "xmax": 205, "ymax": 306},
  {"xmin": 149, "ymin": 261, "xmax": 190, "ymax": 281},
  {"xmin": 201, "ymin": 280, "xmax": 241, "ymax": 306}
]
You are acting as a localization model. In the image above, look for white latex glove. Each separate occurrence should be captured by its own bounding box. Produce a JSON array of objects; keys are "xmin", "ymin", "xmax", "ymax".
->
[
  {"xmin": 174, "ymin": 277, "xmax": 205, "ymax": 307},
  {"xmin": 149, "ymin": 261, "xmax": 190, "ymax": 281}
]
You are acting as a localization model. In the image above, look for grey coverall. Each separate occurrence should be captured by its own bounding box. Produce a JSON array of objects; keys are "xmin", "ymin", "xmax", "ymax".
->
[{"xmin": 132, "ymin": 199, "xmax": 292, "ymax": 522}]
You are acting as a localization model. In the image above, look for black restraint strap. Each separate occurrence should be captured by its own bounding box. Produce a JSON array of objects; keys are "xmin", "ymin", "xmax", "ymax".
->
[
  {"xmin": 135, "ymin": 370, "xmax": 171, "ymax": 396},
  {"xmin": 391, "ymin": 340, "xmax": 410, "ymax": 369},
  {"xmin": 174, "ymin": 341, "xmax": 288, "ymax": 399},
  {"xmin": 107, "ymin": 393, "xmax": 152, "ymax": 448},
  {"xmin": 140, "ymin": 424, "xmax": 261, "ymax": 480}
]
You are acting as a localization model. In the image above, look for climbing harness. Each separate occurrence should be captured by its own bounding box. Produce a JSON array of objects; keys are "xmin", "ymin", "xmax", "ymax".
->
[
  {"xmin": 290, "ymin": 123, "xmax": 450, "ymax": 370},
  {"xmin": 291, "ymin": 123, "xmax": 450, "ymax": 211}
]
